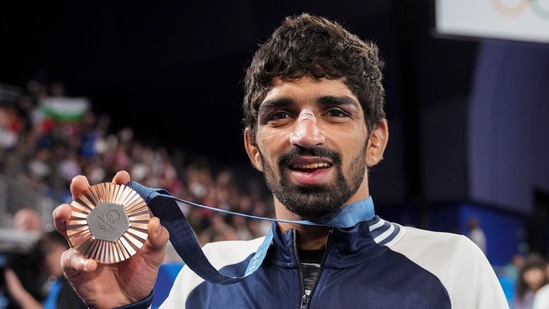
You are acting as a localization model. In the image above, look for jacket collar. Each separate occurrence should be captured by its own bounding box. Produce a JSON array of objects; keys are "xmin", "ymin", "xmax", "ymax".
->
[{"xmin": 269, "ymin": 197, "xmax": 403, "ymax": 268}]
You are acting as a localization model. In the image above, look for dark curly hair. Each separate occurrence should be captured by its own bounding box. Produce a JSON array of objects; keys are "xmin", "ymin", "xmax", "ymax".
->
[{"xmin": 242, "ymin": 13, "xmax": 386, "ymax": 139}]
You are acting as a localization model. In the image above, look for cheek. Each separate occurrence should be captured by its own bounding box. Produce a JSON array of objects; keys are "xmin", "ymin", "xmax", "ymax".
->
[
  {"xmin": 257, "ymin": 132, "xmax": 285, "ymax": 159},
  {"xmin": 341, "ymin": 134, "xmax": 367, "ymax": 157}
]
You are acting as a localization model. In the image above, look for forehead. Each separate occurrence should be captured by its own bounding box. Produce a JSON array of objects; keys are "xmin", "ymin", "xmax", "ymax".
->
[{"xmin": 262, "ymin": 77, "xmax": 356, "ymax": 104}]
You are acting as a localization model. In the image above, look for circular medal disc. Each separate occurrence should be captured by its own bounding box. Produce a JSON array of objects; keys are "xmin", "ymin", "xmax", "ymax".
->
[{"xmin": 66, "ymin": 182, "xmax": 150, "ymax": 264}]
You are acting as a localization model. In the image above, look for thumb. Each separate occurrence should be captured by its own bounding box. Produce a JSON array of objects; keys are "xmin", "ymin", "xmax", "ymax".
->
[{"xmin": 147, "ymin": 217, "xmax": 170, "ymax": 252}]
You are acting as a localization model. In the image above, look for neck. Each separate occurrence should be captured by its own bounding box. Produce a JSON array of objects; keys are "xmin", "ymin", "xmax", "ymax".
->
[
  {"xmin": 274, "ymin": 205, "xmax": 327, "ymax": 249},
  {"xmin": 274, "ymin": 196, "xmax": 375, "ymax": 249},
  {"xmin": 278, "ymin": 222, "xmax": 330, "ymax": 250}
]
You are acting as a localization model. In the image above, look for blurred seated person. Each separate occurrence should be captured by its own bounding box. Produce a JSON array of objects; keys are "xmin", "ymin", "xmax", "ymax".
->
[
  {"xmin": 3, "ymin": 230, "xmax": 86, "ymax": 309},
  {"xmin": 13, "ymin": 208, "xmax": 43, "ymax": 233},
  {"xmin": 502, "ymin": 253, "xmax": 525, "ymax": 281},
  {"xmin": 513, "ymin": 252, "xmax": 548, "ymax": 309},
  {"xmin": 0, "ymin": 208, "xmax": 45, "ymax": 308}
]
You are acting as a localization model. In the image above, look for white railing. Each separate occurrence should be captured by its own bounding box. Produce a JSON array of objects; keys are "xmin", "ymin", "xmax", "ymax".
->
[{"xmin": 0, "ymin": 173, "xmax": 56, "ymax": 231}]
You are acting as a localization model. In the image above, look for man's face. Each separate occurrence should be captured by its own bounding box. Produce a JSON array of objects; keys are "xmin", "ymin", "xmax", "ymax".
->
[{"xmin": 246, "ymin": 76, "xmax": 372, "ymax": 219}]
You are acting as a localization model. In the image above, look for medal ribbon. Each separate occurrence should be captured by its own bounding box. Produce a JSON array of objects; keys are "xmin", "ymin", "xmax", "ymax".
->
[{"xmin": 127, "ymin": 180, "xmax": 374, "ymax": 284}]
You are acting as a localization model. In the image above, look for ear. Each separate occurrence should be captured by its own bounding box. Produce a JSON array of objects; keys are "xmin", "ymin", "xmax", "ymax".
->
[
  {"xmin": 366, "ymin": 119, "xmax": 389, "ymax": 167},
  {"xmin": 244, "ymin": 128, "xmax": 264, "ymax": 171}
]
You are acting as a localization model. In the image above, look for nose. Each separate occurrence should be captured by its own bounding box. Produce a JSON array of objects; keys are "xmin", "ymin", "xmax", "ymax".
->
[{"xmin": 289, "ymin": 109, "xmax": 326, "ymax": 147}]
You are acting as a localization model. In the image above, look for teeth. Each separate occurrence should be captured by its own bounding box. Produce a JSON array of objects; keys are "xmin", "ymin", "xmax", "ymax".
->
[{"xmin": 295, "ymin": 162, "xmax": 330, "ymax": 169}]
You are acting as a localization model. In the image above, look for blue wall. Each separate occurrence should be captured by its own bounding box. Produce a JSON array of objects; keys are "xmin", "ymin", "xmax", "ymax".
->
[{"xmin": 429, "ymin": 202, "xmax": 525, "ymax": 266}]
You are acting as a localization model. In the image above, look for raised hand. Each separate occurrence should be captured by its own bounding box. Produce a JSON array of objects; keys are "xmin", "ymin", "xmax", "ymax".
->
[{"xmin": 53, "ymin": 170, "xmax": 170, "ymax": 309}]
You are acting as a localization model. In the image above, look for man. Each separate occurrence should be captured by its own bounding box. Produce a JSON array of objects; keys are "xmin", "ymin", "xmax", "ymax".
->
[{"xmin": 53, "ymin": 13, "xmax": 508, "ymax": 308}]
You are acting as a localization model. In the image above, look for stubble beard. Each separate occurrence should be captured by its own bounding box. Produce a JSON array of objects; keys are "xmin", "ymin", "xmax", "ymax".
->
[{"xmin": 260, "ymin": 145, "xmax": 367, "ymax": 219}]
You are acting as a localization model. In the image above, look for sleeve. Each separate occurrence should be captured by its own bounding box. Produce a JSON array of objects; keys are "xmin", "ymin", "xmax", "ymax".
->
[
  {"xmin": 431, "ymin": 234, "xmax": 510, "ymax": 309},
  {"xmin": 533, "ymin": 285, "xmax": 549, "ymax": 309},
  {"xmin": 468, "ymin": 246, "xmax": 510, "ymax": 309},
  {"xmin": 85, "ymin": 291, "xmax": 153, "ymax": 309},
  {"xmin": 389, "ymin": 227, "xmax": 510, "ymax": 309}
]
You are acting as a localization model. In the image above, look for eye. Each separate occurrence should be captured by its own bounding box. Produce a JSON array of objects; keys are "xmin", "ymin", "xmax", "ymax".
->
[
  {"xmin": 271, "ymin": 111, "xmax": 290, "ymax": 121},
  {"xmin": 259, "ymin": 110, "xmax": 293, "ymax": 125},
  {"xmin": 326, "ymin": 108, "xmax": 349, "ymax": 118}
]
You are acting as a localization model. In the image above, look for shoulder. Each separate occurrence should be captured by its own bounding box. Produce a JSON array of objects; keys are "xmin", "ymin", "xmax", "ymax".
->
[
  {"xmin": 534, "ymin": 284, "xmax": 549, "ymax": 308},
  {"xmin": 389, "ymin": 225, "xmax": 486, "ymax": 268},
  {"xmin": 386, "ymin": 224, "xmax": 478, "ymax": 254},
  {"xmin": 386, "ymin": 224, "xmax": 507, "ymax": 308},
  {"xmin": 537, "ymin": 284, "xmax": 549, "ymax": 296}
]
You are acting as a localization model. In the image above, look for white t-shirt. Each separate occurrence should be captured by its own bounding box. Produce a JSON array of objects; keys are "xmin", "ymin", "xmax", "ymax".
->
[{"xmin": 533, "ymin": 284, "xmax": 549, "ymax": 309}]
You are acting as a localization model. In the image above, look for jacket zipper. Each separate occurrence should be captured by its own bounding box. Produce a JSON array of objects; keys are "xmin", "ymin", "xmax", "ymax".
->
[
  {"xmin": 296, "ymin": 229, "xmax": 334, "ymax": 309},
  {"xmin": 300, "ymin": 294, "xmax": 310, "ymax": 309}
]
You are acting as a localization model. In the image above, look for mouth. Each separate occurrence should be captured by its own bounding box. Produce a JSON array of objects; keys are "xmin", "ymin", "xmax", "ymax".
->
[
  {"xmin": 288, "ymin": 157, "xmax": 333, "ymax": 172},
  {"xmin": 290, "ymin": 162, "xmax": 332, "ymax": 171},
  {"xmin": 284, "ymin": 155, "xmax": 335, "ymax": 185}
]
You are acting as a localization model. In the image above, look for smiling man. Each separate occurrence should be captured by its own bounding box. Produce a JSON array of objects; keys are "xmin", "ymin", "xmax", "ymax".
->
[
  {"xmin": 53, "ymin": 13, "xmax": 508, "ymax": 308},
  {"xmin": 249, "ymin": 78, "xmax": 375, "ymax": 219}
]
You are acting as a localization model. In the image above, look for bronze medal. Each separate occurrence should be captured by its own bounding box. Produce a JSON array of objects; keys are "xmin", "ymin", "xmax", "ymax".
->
[{"xmin": 66, "ymin": 182, "xmax": 150, "ymax": 264}]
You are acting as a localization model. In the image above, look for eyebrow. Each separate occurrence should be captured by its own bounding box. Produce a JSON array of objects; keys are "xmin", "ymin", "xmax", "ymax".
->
[
  {"xmin": 258, "ymin": 95, "xmax": 359, "ymax": 114},
  {"xmin": 317, "ymin": 95, "xmax": 360, "ymax": 108},
  {"xmin": 257, "ymin": 97, "xmax": 292, "ymax": 114}
]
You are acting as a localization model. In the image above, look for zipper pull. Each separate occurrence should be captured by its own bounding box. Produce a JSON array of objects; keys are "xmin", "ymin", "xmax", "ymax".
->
[{"xmin": 300, "ymin": 294, "xmax": 310, "ymax": 309}]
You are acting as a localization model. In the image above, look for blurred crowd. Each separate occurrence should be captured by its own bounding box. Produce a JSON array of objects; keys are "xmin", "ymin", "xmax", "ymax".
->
[{"xmin": 0, "ymin": 80, "xmax": 273, "ymax": 249}]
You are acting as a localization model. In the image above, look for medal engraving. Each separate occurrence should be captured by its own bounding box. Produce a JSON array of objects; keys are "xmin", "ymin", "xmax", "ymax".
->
[
  {"xmin": 66, "ymin": 183, "xmax": 150, "ymax": 264},
  {"xmin": 88, "ymin": 202, "xmax": 130, "ymax": 242}
]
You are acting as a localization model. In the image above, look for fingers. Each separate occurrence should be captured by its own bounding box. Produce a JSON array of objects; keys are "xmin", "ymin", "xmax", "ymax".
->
[
  {"xmin": 61, "ymin": 248, "xmax": 98, "ymax": 278},
  {"xmin": 52, "ymin": 175, "xmax": 91, "ymax": 241},
  {"xmin": 148, "ymin": 217, "xmax": 170, "ymax": 249},
  {"xmin": 70, "ymin": 170, "xmax": 129, "ymax": 200},
  {"xmin": 52, "ymin": 204, "xmax": 73, "ymax": 234},
  {"xmin": 53, "ymin": 175, "xmax": 91, "ymax": 236},
  {"xmin": 139, "ymin": 217, "xmax": 170, "ymax": 268},
  {"xmin": 70, "ymin": 175, "xmax": 92, "ymax": 199},
  {"xmin": 112, "ymin": 170, "xmax": 130, "ymax": 185}
]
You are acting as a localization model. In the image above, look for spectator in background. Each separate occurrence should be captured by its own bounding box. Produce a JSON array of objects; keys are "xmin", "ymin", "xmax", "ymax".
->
[
  {"xmin": 513, "ymin": 252, "xmax": 548, "ymax": 309},
  {"xmin": 0, "ymin": 103, "xmax": 21, "ymax": 150},
  {"xmin": 13, "ymin": 208, "xmax": 42, "ymax": 233},
  {"xmin": 0, "ymin": 208, "xmax": 45, "ymax": 308},
  {"xmin": 467, "ymin": 216, "xmax": 487, "ymax": 255},
  {"xmin": 3, "ymin": 230, "xmax": 87, "ymax": 309},
  {"xmin": 198, "ymin": 212, "xmax": 239, "ymax": 245},
  {"xmin": 502, "ymin": 253, "xmax": 526, "ymax": 281}
]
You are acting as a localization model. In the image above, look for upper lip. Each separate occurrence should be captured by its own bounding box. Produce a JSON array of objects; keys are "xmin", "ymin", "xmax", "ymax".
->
[{"xmin": 288, "ymin": 156, "xmax": 333, "ymax": 170}]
